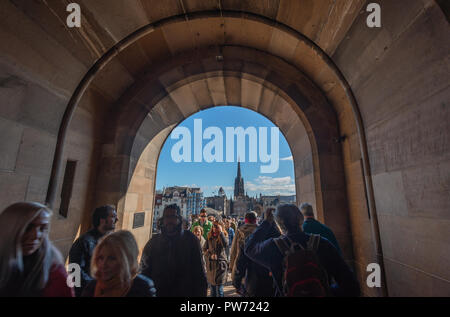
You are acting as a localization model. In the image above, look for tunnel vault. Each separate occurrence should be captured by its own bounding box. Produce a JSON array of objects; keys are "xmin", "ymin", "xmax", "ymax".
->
[
  {"xmin": 2, "ymin": 0, "xmax": 449, "ymax": 297},
  {"xmin": 41, "ymin": 10, "xmax": 388, "ymax": 297},
  {"xmin": 94, "ymin": 46, "xmax": 352, "ymax": 262}
]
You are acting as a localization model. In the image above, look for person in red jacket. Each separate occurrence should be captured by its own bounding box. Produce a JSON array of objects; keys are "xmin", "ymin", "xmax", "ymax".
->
[{"xmin": 0, "ymin": 202, "xmax": 74, "ymax": 297}]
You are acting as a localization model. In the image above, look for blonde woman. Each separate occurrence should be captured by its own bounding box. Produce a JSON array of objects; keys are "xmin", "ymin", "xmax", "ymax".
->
[
  {"xmin": 0, "ymin": 202, "xmax": 74, "ymax": 297},
  {"xmin": 192, "ymin": 225, "xmax": 206, "ymax": 249},
  {"xmin": 82, "ymin": 230, "xmax": 156, "ymax": 297}
]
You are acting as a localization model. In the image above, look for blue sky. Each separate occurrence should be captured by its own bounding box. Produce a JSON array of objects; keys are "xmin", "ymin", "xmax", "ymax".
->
[{"xmin": 155, "ymin": 106, "xmax": 295, "ymax": 198}]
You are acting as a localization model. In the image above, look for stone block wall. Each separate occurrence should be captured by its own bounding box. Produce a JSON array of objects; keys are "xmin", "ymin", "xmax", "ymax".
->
[{"xmin": 333, "ymin": 0, "xmax": 450, "ymax": 296}]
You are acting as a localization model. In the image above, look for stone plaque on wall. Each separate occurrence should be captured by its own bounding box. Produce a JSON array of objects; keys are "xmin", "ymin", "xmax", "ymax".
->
[{"xmin": 132, "ymin": 212, "xmax": 145, "ymax": 229}]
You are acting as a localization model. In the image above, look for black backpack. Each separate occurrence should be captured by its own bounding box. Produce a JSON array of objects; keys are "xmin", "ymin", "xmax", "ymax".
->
[{"xmin": 273, "ymin": 234, "xmax": 330, "ymax": 297}]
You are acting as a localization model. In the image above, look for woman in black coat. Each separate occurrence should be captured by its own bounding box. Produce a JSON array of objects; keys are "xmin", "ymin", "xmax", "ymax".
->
[{"xmin": 203, "ymin": 221, "xmax": 228, "ymax": 297}]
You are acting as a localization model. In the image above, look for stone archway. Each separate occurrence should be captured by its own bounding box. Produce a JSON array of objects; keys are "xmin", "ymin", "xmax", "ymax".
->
[
  {"xmin": 93, "ymin": 46, "xmax": 354, "ymax": 265},
  {"xmin": 44, "ymin": 11, "xmax": 387, "ymax": 296},
  {"xmin": 1, "ymin": 0, "xmax": 448, "ymax": 297}
]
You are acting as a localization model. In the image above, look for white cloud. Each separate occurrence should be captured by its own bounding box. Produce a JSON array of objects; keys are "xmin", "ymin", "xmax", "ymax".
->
[
  {"xmin": 245, "ymin": 176, "xmax": 295, "ymax": 196},
  {"xmin": 181, "ymin": 184, "xmax": 199, "ymax": 188},
  {"xmin": 256, "ymin": 176, "xmax": 292, "ymax": 185},
  {"xmin": 280, "ymin": 156, "xmax": 293, "ymax": 161}
]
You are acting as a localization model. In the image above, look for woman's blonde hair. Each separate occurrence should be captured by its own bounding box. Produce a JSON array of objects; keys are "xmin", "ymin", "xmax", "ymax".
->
[
  {"xmin": 193, "ymin": 225, "xmax": 204, "ymax": 236},
  {"xmin": 91, "ymin": 230, "xmax": 139, "ymax": 286},
  {"xmin": 0, "ymin": 202, "xmax": 62, "ymax": 296}
]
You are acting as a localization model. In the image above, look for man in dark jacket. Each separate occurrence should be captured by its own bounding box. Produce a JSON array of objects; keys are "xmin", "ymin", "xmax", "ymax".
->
[
  {"xmin": 69, "ymin": 205, "xmax": 117, "ymax": 296},
  {"xmin": 232, "ymin": 211, "xmax": 278, "ymax": 296},
  {"xmin": 141, "ymin": 204, "xmax": 207, "ymax": 297},
  {"xmin": 300, "ymin": 202, "xmax": 342, "ymax": 255},
  {"xmin": 244, "ymin": 204, "xmax": 360, "ymax": 297}
]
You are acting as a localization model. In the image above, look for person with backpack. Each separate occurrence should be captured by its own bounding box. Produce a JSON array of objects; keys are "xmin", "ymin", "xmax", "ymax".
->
[{"xmin": 244, "ymin": 204, "xmax": 360, "ymax": 297}]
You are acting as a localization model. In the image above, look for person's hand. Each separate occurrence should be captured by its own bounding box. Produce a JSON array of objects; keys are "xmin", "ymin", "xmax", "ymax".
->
[{"xmin": 264, "ymin": 208, "xmax": 275, "ymax": 223}]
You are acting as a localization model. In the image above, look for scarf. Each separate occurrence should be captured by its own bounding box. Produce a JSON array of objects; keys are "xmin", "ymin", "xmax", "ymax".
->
[{"xmin": 94, "ymin": 276, "xmax": 131, "ymax": 297}]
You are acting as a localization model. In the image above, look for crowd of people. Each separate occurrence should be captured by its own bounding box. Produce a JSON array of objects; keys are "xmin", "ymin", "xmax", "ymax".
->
[{"xmin": 0, "ymin": 200, "xmax": 360, "ymax": 297}]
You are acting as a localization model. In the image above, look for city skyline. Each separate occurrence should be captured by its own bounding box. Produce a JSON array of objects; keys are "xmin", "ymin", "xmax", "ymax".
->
[{"xmin": 155, "ymin": 106, "xmax": 296, "ymax": 198}]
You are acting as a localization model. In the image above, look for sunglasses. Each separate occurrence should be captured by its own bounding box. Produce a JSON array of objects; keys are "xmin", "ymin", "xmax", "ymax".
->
[{"xmin": 200, "ymin": 215, "xmax": 206, "ymax": 218}]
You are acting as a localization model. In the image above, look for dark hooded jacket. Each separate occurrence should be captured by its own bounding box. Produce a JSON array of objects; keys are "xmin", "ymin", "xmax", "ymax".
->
[{"xmin": 140, "ymin": 228, "xmax": 207, "ymax": 297}]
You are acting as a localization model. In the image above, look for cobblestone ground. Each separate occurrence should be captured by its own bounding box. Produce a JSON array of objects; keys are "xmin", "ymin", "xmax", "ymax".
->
[{"xmin": 207, "ymin": 273, "xmax": 239, "ymax": 297}]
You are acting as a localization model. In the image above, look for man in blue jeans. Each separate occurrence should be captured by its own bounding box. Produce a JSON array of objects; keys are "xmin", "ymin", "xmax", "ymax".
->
[{"xmin": 244, "ymin": 204, "xmax": 360, "ymax": 297}]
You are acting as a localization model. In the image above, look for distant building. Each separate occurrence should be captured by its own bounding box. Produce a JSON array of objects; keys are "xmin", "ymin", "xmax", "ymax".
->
[
  {"xmin": 153, "ymin": 186, "xmax": 206, "ymax": 230},
  {"xmin": 230, "ymin": 161, "xmax": 296, "ymax": 217},
  {"xmin": 187, "ymin": 188, "xmax": 205, "ymax": 215},
  {"xmin": 205, "ymin": 187, "xmax": 230, "ymax": 216},
  {"xmin": 260, "ymin": 194, "xmax": 296, "ymax": 210}
]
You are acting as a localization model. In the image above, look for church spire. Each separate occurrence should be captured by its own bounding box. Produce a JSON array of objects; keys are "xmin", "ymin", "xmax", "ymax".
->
[
  {"xmin": 237, "ymin": 160, "xmax": 241, "ymax": 179},
  {"xmin": 234, "ymin": 159, "xmax": 245, "ymax": 198}
]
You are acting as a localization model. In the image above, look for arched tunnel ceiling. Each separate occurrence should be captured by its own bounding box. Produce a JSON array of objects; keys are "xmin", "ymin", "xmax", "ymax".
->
[
  {"xmin": 8, "ymin": 0, "xmax": 365, "ymax": 63},
  {"xmin": 79, "ymin": 13, "xmax": 362, "ymax": 143},
  {"xmin": 97, "ymin": 46, "xmax": 348, "ymax": 234},
  {"xmin": 111, "ymin": 45, "xmax": 337, "ymax": 143},
  {"xmin": 1, "ymin": 0, "xmax": 449, "ymax": 298},
  {"xmin": 3, "ymin": 0, "xmax": 365, "ymax": 104}
]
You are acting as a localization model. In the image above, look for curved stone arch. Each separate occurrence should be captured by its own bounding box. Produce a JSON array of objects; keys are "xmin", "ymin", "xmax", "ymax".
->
[
  {"xmin": 50, "ymin": 12, "xmax": 368, "ymax": 213},
  {"xmin": 52, "ymin": 10, "xmax": 380, "ymax": 273},
  {"xmin": 122, "ymin": 101, "xmax": 307, "ymax": 251},
  {"xmin": 122, "ymin": 88, "xmax": 314, "ymax": 253},
  {"xmin": 96, "ymin": 47, "xmax": 353, "ymax": 260}
]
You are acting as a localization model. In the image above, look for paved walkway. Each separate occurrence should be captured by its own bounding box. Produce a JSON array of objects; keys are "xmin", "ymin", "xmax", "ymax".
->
[{"xmin": 207, "ymin": 273, "xmax": 239, "ymax": 298}]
